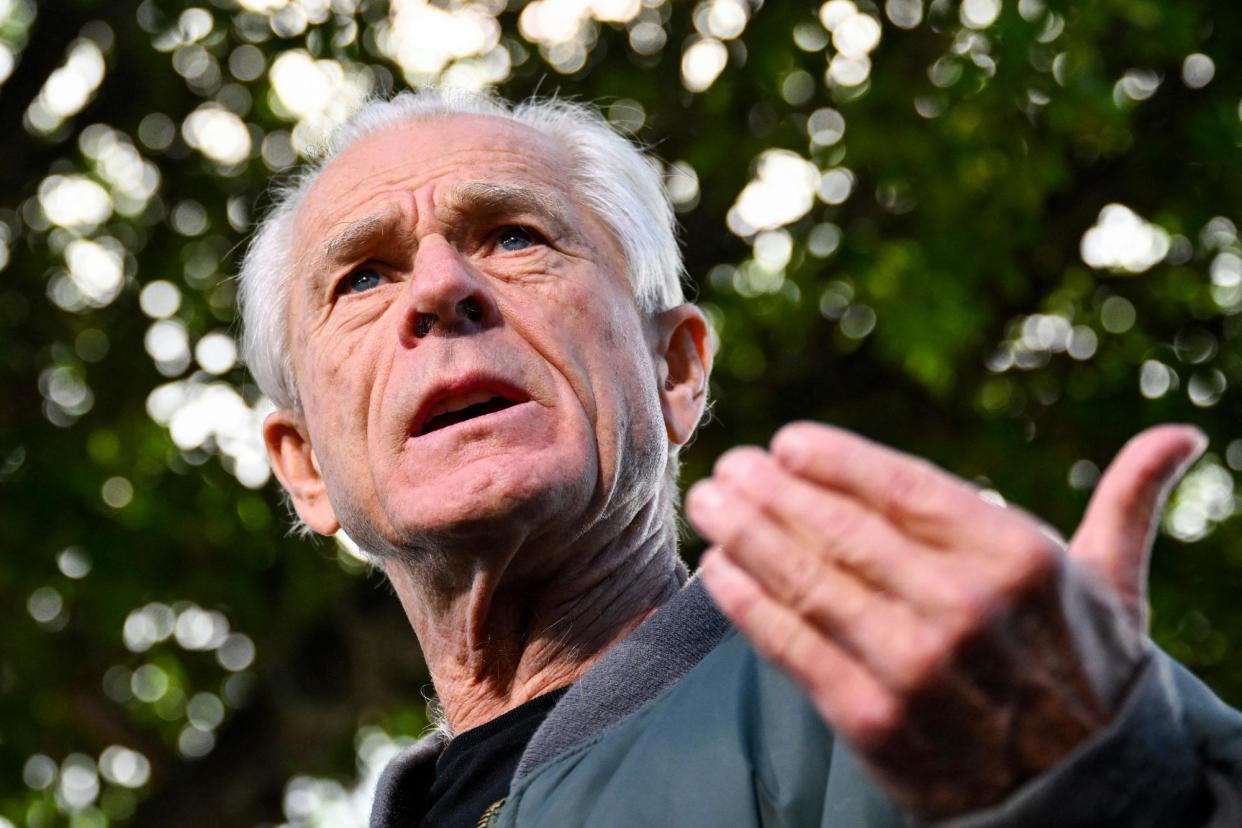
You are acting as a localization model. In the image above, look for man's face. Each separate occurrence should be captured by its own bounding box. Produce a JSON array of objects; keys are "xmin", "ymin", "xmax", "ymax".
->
[{"xmin": 274, "ymin": 115, "xmax": 670, "ymax": 563}]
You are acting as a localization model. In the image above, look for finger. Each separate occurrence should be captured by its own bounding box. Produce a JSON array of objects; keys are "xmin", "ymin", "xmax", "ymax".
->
[
  {"xmin": 699, "ymin": 549, "xmax": 905, "ymax": 751},
  {"xmin": 1069, "ymin": 424, "xmax": 1206, "ymax": 624},
  {"xmin": 769, "ymin": 422, "xmax": 1015, "ymax": 552},
  {"xmin": 709, "ymin": 447, "xmax": 959, "ymax": 608},
  {"xmin": 686, "ymin": 476, "xmax": 882, "ymax": 622},
  {"xmin": 688, "ymin": 480, "xmax": 954, "ymax": 691}
]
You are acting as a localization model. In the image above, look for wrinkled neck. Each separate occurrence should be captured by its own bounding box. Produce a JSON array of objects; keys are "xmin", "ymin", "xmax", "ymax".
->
[{"xmin": 383, "ymin": 495, "xmax": 685, "ymax": 733}]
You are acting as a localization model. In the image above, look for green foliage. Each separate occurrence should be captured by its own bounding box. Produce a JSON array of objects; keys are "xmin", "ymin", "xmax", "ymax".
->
[{"xmin": 2, "ymin": 0, "xmax": 1241, "ymax": 824}]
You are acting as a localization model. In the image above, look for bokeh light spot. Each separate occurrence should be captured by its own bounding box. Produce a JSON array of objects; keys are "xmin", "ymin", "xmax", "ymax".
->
[
  {"xmin": 23, "ymin": 754, "xmax": 57, "ymax": 790},
  {"xmin": 229, "ymin": 43, "xmax": 266, "ymax": 81},
  {"xmin": 28, "ymin": 586, "xmax": 65, "ymax": 627},
  {"xmin": 961, "ymin": 0, "xmax": 1001, "ymax": 29},
  {"xmin": 840, "ymin": 304, "xmax": 877, "ymax": 338},
  {"xmin": 195, "ymin": 331, "xmax": 238, "ymax": 375},
  {"xmin": 665, "ymin": 161, "xmax": 700, "ymax": 211},
  {"xmin": 818, "ymin": 168, "xmax": 855, "ymax": 205},
  {"xmin": 131, "ymin": 663, "xmax": 170, "ymax": 702},
  {"xmin": 1114, "ymin": 69, "xmax": 1161, "ymax": 106},
  {"xmin": 807, "ymin": 223, "xmax": 842, "ymax": 258},
  {"xmin": 101, "ymin": 476, "xmax": 134, "ymax": 508},
  {"xmin": 217, "ymin": 633, "xmax": 257, "ymax": 671},
  {"xmin": 57, "ymin": 547, "xmax": 91, "ymax": 579},
  {"xmin": 65, "ymin": 238, "xmax": 125, "ymax": 308},
  {"xmin": 833, "ymin": 13, "xmax": 880, "ymax": 58},
  {"xmin": 828, "ymin": 53, "xmax": 871, "ymax": 87},
  {"xmin": 728, "ymin": 150, "xmax": 820, "ymax": 236},
  {"xmin": 182, "ymin": 105, "xmax": 251, "ymax": 166},
  {"xmin": 629, "ymin": 21, "xmax": 667, "ymax": 55},
  {"xmin": 178, "ymin": 725, "xmax": 216, "ymax": 759},
  {"xmin": 1068, "ymin": 459, "xmax": 1100, "ymax": 490},
  {"xmin": 1100, "ymin": 295, "xmax": 1136, "ymax": 333},
  {"xmin": 819, "ymin": 0, "xmax": 858, "ymax": 32},
  {"xmin": 171, "ymin": 200, "xmax": 209, "ymax": 236},
  {"xmin": 1188, "ymin": 370, "xmax": 1227, "ymax": 408},
  {"xmin": 699, "ymin": 0, "xmax": 749, "ymax": 40},
  {"xmin": 681, "ymin": 37, "xmax": 728, "ymax": 93},
  {"xmin": 382, "ymin": 1, "xmax": 503, "ymax": 82},
  {"xmin": 145, "ymin": 319, "xmax": 191, "ymax": 375},
  {"xmin": 1066, "ymin": 326, "xmax": 1098, "ymax": 360},
  {"xmin": 59, "ymin": 754, "xmax": 100, "ymax": 810},
  {"xmin": 793, "ymin": 21, "xmax": 829, "ymax": 51},
  {"xmin": 187, "ymin": 692, "xmax": 226, "ymax": 730},
  {"xmin": 1080, "ymin": 204, "xmax": 1169, "ymax": 273},
  {"xmin": 138, "ymin": 112, "xmax": 175, "ymax": 150},
  {"xmin": 1182, "ymin": 53, "xmax": 1215, "ymax": 89},
  {"xmin": 753, "ymin": 229, "xmax": 793, "ymax": 272},
  {"xmin": 808, "ymin": 107, "xmax": 846, "ymax": 147},
  {"xmin": 175, "ymin": 605, "xmax": 230, "ymax": 650},
  {"xmin": 140, "ymin": 281, "xmax": 182, "ymax": 319},
  {"xmin": 781, "ymin": 70, "xmax": 815, "ymax": 105},
  {"xmin": 1140, "ymin": 359, "xmax": 1174, "ymax": 399},
  {"xmin": 885, "ymin": 0, "xmax": 923, "ymax": 29},
  {"xmin": 123, "ymin": 603, "xmax": 176, "ymax": 652},
  {"xmin": 1165, "ymin": 460, "xmax": 1235, "ymax": 542},
  {"xmin": 39, "ymin": 175, "xmax": 112, "ymax": 231},
  {"xmin": 25, "ymin": 38, "xmax": 107, "ymax": 134},
  {"xmin": 99, "ymin": 746, "xmax": 151, "ymax": 789}
]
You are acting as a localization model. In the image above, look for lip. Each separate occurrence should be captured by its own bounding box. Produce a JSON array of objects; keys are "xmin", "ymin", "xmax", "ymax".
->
[{"xmin": 408, "ymin": 373, "xmax": 534, "ymax": 439}]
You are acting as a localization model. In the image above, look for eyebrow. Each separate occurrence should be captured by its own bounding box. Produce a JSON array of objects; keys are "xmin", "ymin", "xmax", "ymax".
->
[
  {"xmin": 305, "ymin": 209, "xmax": 408, "ymax": 293},
  {"xmin": 312, "ymin": 211, "xmax": 404, "ymax": 271},
  {"xmin": 443, "ymin": 181, "xmax": 576, "ymax": 240}
]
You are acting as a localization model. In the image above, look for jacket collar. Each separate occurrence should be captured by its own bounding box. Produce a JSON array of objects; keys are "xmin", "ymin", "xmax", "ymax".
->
[
  {"xmin": 369, "ymin": 574, "xmax": 730, "ymax": 827},
  {"xmin": 515, "ymin": 573, "xmax": 730, "ymax": 781}
]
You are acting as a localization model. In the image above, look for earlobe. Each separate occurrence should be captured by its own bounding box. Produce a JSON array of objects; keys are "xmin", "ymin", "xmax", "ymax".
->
[
  {"xmin": 262, "ymin": 409, "xmax": 341, "ymax": 535},
  {"xmin": 655, "ymin": 304, "xmax": 712, "ymax": 446}
]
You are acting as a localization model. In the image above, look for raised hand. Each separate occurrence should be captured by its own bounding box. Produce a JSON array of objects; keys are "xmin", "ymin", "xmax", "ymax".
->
[{"xmin": 685, "ymin": 423, "xmax": 1205, "ymax": 819}]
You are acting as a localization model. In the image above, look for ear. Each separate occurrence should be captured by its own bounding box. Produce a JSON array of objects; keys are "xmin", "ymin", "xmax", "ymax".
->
[
  {"xmin": 653, "ymin": 304, "xmax": 712, "ymax": 446},
  {"xmin": 262, "ymin": 409, "xmax": 341, "ymax": 535}
]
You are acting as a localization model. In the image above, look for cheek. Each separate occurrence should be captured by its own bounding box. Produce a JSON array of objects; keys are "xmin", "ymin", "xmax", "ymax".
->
[
  {"xmin": 573, "ymin": 297, "xmax": 666, "ymax": 472},
  {"xmin": 301, "ymin": 332, "xmax": 378, "ymax": 447}
]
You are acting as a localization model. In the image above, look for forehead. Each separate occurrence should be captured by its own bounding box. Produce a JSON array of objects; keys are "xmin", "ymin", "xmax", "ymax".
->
[{"xmin": 294, "ymin": 114, "xmax": 571, "ymax": 236}]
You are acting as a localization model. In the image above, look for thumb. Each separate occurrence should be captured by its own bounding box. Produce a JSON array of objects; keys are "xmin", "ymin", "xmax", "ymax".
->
[{"xmin": 1069, "ymin": 425, "xmax": 1207, "ymax": 627}]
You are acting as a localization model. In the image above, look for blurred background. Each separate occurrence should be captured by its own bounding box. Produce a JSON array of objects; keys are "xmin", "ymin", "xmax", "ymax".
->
[{"xmin": 2, "ymin": 0, "xmax": 1241, "ymax": 825}]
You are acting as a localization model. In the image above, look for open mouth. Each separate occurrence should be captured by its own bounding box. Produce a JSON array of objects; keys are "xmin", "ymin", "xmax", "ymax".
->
[{"xmin": 413, "ymin": 386, "xmax": 529, "ymax": 437}]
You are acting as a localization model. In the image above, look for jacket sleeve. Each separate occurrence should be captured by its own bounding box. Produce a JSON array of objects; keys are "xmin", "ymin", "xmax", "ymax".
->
[{"xmin": 926, "ymin": 648, "xmax": 1242, "ymax": 828}]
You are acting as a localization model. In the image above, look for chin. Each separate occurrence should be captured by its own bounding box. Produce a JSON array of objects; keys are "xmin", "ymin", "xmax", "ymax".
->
[{"xmin": 373, "ymin": 446, "xmax": 599, "ymax": 557}]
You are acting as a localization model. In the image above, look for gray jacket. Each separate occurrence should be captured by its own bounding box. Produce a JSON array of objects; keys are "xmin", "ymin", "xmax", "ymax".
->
[{"xmin": 371, "ymin": 577, "xmax": 1242, "ymax": 827}]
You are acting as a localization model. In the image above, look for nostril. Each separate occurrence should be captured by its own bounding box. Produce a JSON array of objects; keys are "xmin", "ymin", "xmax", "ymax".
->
[
  {"xmin": 414, "ymin": 312, "xmax": 438, "ymax": 337},
  {"xmin": 457, "ymin": 297, "xmax": 482, "ymax": 322}
]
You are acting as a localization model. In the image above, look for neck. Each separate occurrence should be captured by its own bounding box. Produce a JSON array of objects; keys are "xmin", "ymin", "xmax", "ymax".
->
[{"xmin": 383, "ymin": 496, "xmax": 685, "ymax": 733}]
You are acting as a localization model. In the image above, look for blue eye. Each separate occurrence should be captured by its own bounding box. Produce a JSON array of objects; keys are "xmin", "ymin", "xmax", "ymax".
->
[
  {"xmin": 498, "ymin": 226, "xmax": 537, "ymax": 252},
  {"xmin": 340, "ymin": 269, "xmax": 385, "ymax": 295}
]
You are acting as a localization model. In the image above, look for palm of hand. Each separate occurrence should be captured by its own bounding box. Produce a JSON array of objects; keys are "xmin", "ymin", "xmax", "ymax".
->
[{"xmin": 686, "ymin": 423, "xmax": 1204, "ymax": 819}]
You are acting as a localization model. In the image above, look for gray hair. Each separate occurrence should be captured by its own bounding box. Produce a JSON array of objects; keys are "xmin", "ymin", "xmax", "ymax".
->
[{"xmin": 237, "ymin": 87, "xmax": 687, "ymax": 413}]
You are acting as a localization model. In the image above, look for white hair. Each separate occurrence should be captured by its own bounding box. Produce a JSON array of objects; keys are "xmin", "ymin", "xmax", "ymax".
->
[{"xmin": 237, "ymin": 87, "xmax": 687, "ymax": 413}]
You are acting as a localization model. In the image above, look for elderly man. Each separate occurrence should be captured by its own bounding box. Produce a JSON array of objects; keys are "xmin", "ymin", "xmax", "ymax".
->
[{"xmin": 239, "ymin": 89, "xmax": 1242, "ymax": 827}]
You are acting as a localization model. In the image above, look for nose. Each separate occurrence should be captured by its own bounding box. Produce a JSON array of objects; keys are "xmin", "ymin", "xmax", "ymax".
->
[{"xmin": 398, "ymin": 235, "xmax": 497, "ymax": 346}]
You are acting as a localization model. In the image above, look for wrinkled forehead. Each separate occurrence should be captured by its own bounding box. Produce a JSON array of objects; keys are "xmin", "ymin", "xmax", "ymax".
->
[{"xmin": 294, "ymin": 114, "xmax": 575, "ymax": 236}]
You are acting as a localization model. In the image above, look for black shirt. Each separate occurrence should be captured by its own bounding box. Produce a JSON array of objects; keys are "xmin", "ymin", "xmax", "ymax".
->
[{"xmin": 418, "ymin": 687, "xmax": 570, "ymax": 828}]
